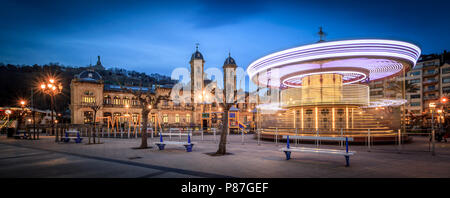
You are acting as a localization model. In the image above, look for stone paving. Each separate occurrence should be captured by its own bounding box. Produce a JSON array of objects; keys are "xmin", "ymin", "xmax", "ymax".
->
[{"xmin": 0, "ymin": 134, "xmax": 449, "ymax": 178}]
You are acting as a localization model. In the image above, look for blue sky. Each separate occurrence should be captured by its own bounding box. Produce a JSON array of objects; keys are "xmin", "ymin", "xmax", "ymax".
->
[{"xmin": 1, "ymin": 0, "xmax": 449, "ymax": 76}]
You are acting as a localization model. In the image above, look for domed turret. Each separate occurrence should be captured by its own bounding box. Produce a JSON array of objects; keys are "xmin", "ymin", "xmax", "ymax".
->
[
  {"xmin": 223, "ymin": 52, "xmax": 237, "ymax": 68},
  {"xmin": 76, "ymin": 70, "xmax": 102, "ymax": 82},
  {"xmin": 224, "ymin": 53, "xmax": 236, "ymax": 66},
  {"xmin": 190, "ymin": 44, "xmax": 204, "ymax": 62}
]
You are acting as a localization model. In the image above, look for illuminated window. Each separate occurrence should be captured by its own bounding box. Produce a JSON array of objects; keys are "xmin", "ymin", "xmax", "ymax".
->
[
  {"xmin": 123, "ymin": 96, "xmax": 130, "ymax": 106},
  {"xmin": 186, "ymin": 114, "xmax": 191, "ymax": 123},
  {"xmin": 113, "ymin": 96, "xmax": 121, "ymax": 105},
  {"xmin": 82, "ymin": 91, "xmax": 95, "ymax": 104},
  {"xmin": 83, "ymin": 111, "xmax": 93, "ymax": 124},
  {"xmin": 132, "ymin": 113, "xmax": 139, "ymax": 123},
  {"xmin": 104, "ymin": 95, "xmax": 111, "ymax": 104},
  {"xmin": 103, "ymin": 112, "xmax": 111, "ymax": 124},
  {"xmin": 131, "ymin": 97, "xmax": 139, "ymax": 106},
  {"xmin": 175, "ymin": 114, "xmax": 180, "ymax": 123},
  {"xmin": 321, "ymin": 109, "xmax": 329, "ymax": 115},
  {"xmin": 163, "ymin": 114, "xmax": 168, "ymax": 123}
]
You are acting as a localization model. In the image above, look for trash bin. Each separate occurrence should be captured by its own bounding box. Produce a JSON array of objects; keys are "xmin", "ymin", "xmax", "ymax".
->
[{"xmin": 7, "ymin": 128, "xmax": 14, "ymax": 138}]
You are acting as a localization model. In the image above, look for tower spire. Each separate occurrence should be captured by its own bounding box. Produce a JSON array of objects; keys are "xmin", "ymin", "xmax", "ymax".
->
[
  {"xmin": 96, "ymin": 55, "xmax": 102, "ymax": 66},
  {"xmin": 195, "ymin": 43, "xmax": 199, "ymax": 52},
  {"xmin": 318, "ymin": 27, "xmax": 326, "ymax": 42}
]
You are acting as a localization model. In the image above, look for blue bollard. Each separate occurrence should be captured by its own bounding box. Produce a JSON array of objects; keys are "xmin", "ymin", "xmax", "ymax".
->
[
  {"xmin": 346, "ymin": 137, "xmax": 348, "ymax": 153},
  {"xmin": 284, "ymin": 151, "xmax": 291, "ymax": 160},
  {"xmin": 188, "ymin": 133, "xmax": 191, "ymax": 144},
  {"xmin": 160, "ymin": 132, "xmax": 163, "ymax": 142},
  {"xmin": 76, "ymin": 132, "xmax": 81, "ymax": 143},
  {"xmin": 345, "ymin": 137, "xmax": 350, "ymax": 166},
  {"xmin": 185, "ymin": 144, "xmax": 192, "ymax": 152},
  {"xmin": 63, "ymin": 132, "xmax": 69, "ymax": 142},
  {"xmin": 287, "ymin": 135, "xmax": 290, "ymax": 149}
]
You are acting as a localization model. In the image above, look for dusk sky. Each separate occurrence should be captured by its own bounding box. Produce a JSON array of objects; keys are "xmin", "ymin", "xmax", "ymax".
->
[{"xmin": 1, "ymin": 0, "xmax": 450, "ymax": 76}]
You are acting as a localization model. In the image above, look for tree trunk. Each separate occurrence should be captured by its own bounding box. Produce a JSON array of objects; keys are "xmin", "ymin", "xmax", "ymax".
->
[
  {"xmin": 88, "ymin": 125, "xmax": 91, "ymax": 144},
  {"xmin": 216, "ymin": 106, "xmax": 229, "ymax": 155},
  {"xmin": 140, "ymin": 108, "xmax": 150, "ymax": 148},
  {"xmin": 92, "ymin": 111, "xmax": 97, "ymax": 144}
]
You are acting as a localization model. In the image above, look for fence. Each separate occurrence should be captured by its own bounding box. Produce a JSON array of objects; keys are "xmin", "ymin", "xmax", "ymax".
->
[{"xmin": 4, "ymin": 124, "xmax": 448, "ymax": 155}]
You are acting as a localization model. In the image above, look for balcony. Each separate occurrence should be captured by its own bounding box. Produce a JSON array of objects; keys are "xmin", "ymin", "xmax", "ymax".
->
[
  {"xmin": 423, "ymin": 96, "xmax": 438, "ymax": 100},
  {"xmin": 161, "ymin": 105, "xmax": 171, "ymax": 110},
  {"xmin": 423, "ymin": 63, "xmax": 438, "ymax": 68},
  {"xmin": 423, "ymin": 71, "xmax": 439, "ymax": 77},
  {"xmin": 423, "ymin": 87, "xmax": 439, "ymax": 93},
  {"xmin": 423, "ymin": 79, "xmax": 438, "ymax": 85}
]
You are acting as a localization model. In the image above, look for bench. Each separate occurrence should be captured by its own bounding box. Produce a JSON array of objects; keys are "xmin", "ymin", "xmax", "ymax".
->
[
  {"xmin": 13, "ymin": 130, "xmax": 29, "ymax": 139},
  {"xmin": 154, "ymin": 132, "xmax": 196, "ymax": 152},
  {"xmin": 280, "ymin": 135, "xmax": 355, "ymax": 166},
  {"xmin": 62, "ymin": 130, "xmax": 83, "ymax": 143}
]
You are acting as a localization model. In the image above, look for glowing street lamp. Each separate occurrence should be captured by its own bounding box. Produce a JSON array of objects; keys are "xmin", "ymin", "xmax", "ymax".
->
[
  {"xmin": 441, "ymin": 97, "xmax": 448, "ymax": 104},
  {"xmin": 39, "ymin": 77, "xmax": 63, "ymax": 142},
  {"xmin": 429, "ymin": 102, "xmax": 436, "ymax": 156}
]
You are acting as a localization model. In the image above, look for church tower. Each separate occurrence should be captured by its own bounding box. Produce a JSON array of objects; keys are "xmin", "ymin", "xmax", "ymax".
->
[
  {"xmin": 223, "ymin": 52, "xmax": 237, "ymax": 103},
  {"xmin": 190, "ymin": 44, "xmax": 205, "ymax": 103}
]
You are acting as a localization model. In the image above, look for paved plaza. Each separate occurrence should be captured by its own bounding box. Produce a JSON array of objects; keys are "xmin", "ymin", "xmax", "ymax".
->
[{"xmin": 0, "ymin": 134, "xmax": 450, "ymax": 178}]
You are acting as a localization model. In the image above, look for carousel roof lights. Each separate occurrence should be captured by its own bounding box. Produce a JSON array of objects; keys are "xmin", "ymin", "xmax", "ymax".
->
[{"xmin": 247, "ymin": 39, "xmax": 421, "ymax": 87}]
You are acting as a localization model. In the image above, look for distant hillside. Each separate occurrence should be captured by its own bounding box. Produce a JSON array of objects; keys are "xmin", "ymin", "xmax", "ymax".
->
[{"xmin": 0, "ymin": 62, "xmax": 177, "ymax": 114}]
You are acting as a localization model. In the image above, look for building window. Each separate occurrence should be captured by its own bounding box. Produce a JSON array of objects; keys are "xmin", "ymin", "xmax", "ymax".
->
[
  {"xmin": 82, "ymin": 91, "xmax": 95, "ymax": 104},
  {"xmin": 443, "ymin": 76, "xmax": 450, "ymax": 84},
  {"xmin": 410, "ymin": 102, "xmax": 421, "ymax": 107},
  {"xmin": 132, "ymin": 97, "xmax": 139, "ymax": 106},
  {"xmin": 123, "ymin": 96, "xmax": 130, "ymax": 106},
  {"xmin": 132, "ymin": 113, "xmax": 139, "ymax": 123},
  {"xmin": 163, "ymin": 114, "xmax": 168, "ymax": 123},
  {"xmin": 175, "ymin": 114, "xmax": 180, "ymax": 123},
  {"xmin": 103, "ymin": 112, "xmax": 111, "ymax": 124},
  {"xmin": 104, "ymin": 95, "xmax": 111, "ymax": 105},
  {"xmin": 321, "ymin": 109, "xmax": 329, "ymax": 115},
  {"xmin": 113, "ymin": 96, "xmax": 121, "ymax": 105},
  {"xmin": 410, "ymin": 71, "xmax": 421, "ymax": 76},
  {"xmin": 306, "ymin": 109, "xmax": 313, "ymax": 114},
  {"xmin": 186, "ymin": 114, "xmax": 191, "ymax": 123},
  {"xmin": 410, "ymin": 94, "xmax": 421, "ymax": 99},
  {"xmin": 337, "ymin": 109, "xmax": 344, "ymax": 115},
  {"xmin": 443, "ymin": 86, "xmax": 450, "ymax": 93},
  {"xmin": 83, "ymin": 111, "xmax": 93, "ymax": 124},
  {"xmin": 409, "ymin": 79, "xmax": 420, "ymax": 84},
  {"xmin": 442, "ymin": 67, "xmax": 450, "ymax": 74}
]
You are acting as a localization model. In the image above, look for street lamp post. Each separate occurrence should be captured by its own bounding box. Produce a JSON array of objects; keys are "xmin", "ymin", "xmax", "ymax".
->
[
  {"xmin": 40, "ymin": 78, "xmax": 63, "ymax": 142},
  {"xmin": 429, "ymin": 102, "xmax": 436, "ymax": 156},
  {"xmin": 19, "ymin": 100, "xmax": 26, "ymax": 137}
]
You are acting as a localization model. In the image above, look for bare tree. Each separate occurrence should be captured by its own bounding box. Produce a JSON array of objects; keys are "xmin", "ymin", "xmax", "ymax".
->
[
  {"xmin": 215, "ymin": 89, "xmax": 258, "ymax": 155},
  {"xmin": 120, "ymin": 84, "xmax": 171, "ymax": 148},
  {"xmin": 87, "ymin": 102, "xmax": 101, "ymax": 144}
]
